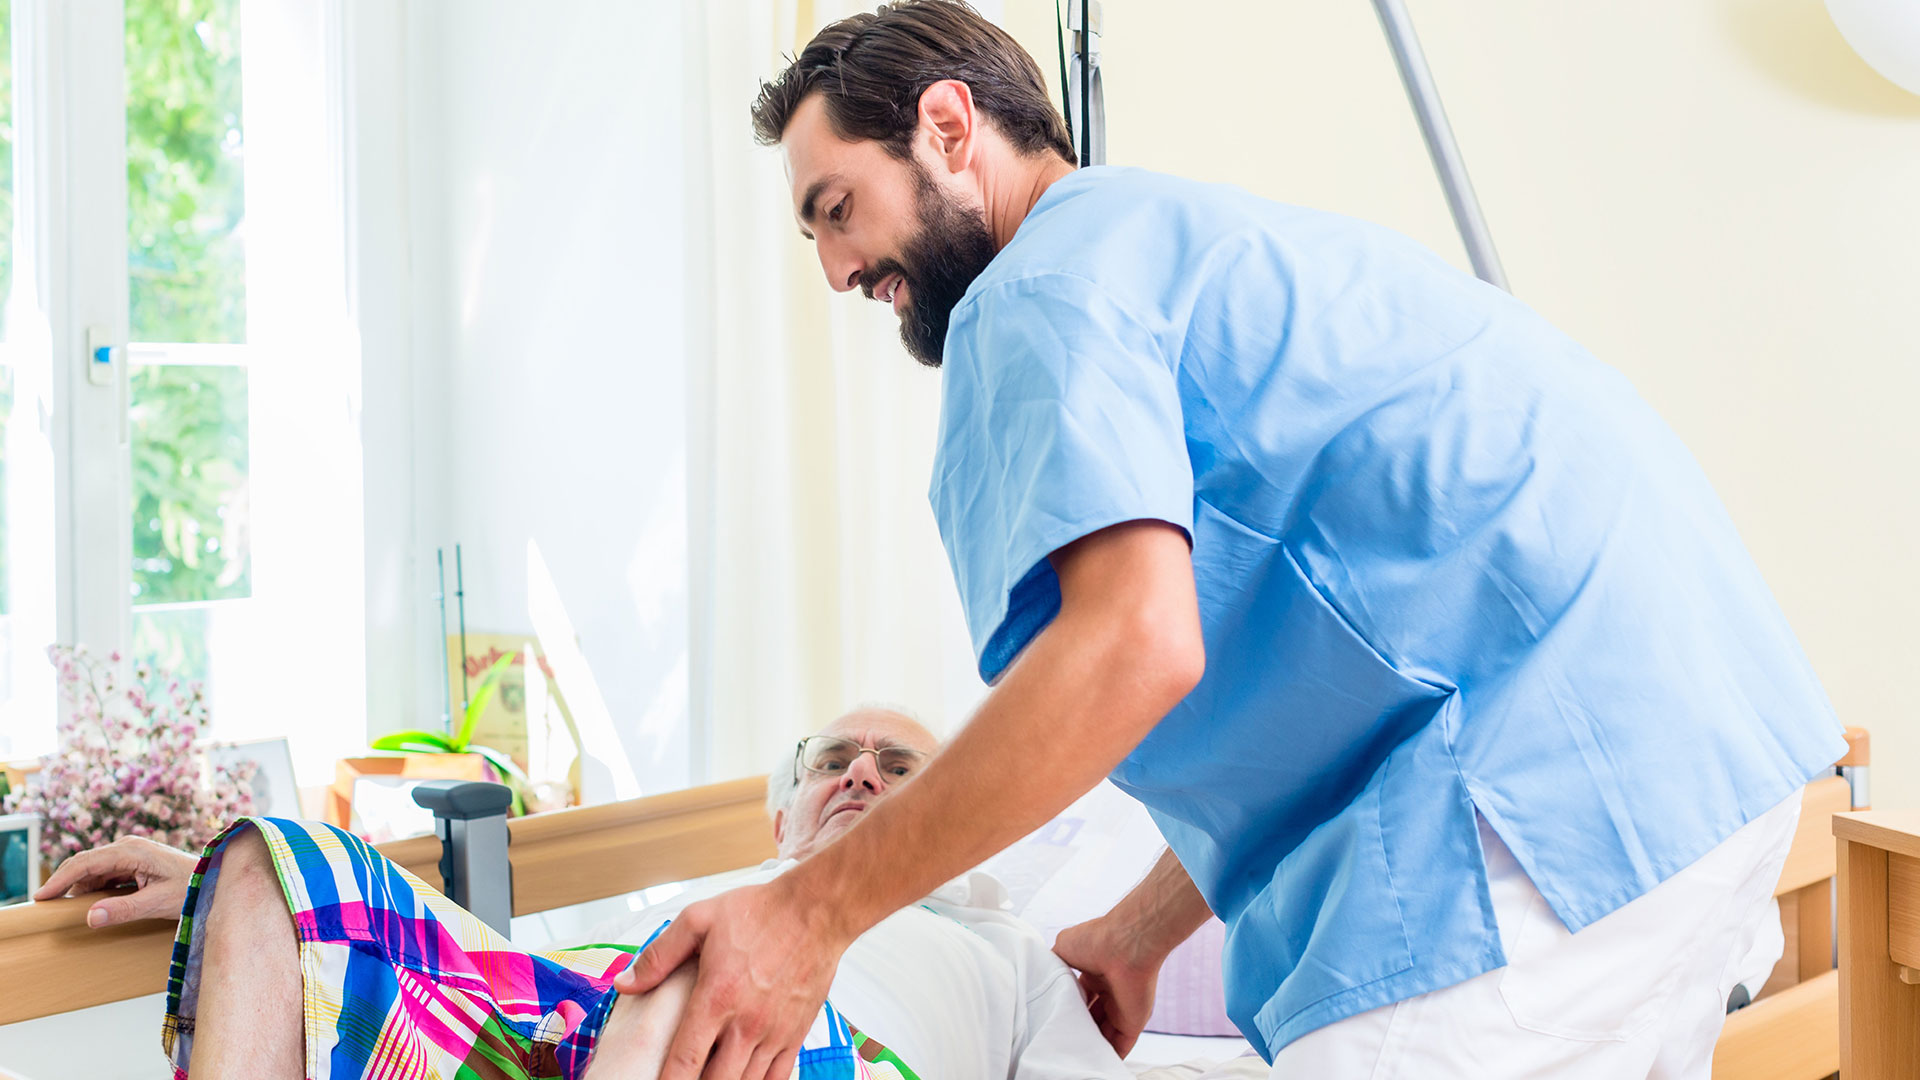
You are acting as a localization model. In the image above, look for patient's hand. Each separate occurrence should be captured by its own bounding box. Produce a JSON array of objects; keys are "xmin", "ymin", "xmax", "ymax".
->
[{"xmin": 32, "ymin": 835, "xmax": 199, "ymax": 928}]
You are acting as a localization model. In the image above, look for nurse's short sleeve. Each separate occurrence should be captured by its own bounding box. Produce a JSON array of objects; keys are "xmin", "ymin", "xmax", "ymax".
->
[{"xmin": 931, "ymin": 273, "xmax": 1194, "ymax": 684}]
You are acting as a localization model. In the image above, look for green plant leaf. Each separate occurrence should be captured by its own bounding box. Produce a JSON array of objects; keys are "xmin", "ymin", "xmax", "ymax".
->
[
  {"xmin": 371, "ymin": 730, "xmax": 455, "ymax": 753},
  {"xmin": 372, "ymin": 740, "xmax": 456, "ymax": 755},
  {"xmin": 454, "ymin": 651, "xmax": 517, "ymax": 751}
]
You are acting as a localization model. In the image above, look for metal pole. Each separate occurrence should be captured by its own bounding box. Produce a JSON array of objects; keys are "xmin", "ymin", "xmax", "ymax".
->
[
  {"xmin": 455, "ymin": 544, "xmax": 470, "ymax": 715},
  {"xmin": 1370, "ymin": 0, "xmax": 1509, "ymax": 292},
  {"xmin": 1079, "ymin": 0, "xmax": 1092, "ymax": 166},
  {"xmin": 1067, "ymin": 0, "xmax": 1104, "ymax": 167},
  {"xmin": 436, "ymin": 549, "xmax": 453, "ymax": 736}
]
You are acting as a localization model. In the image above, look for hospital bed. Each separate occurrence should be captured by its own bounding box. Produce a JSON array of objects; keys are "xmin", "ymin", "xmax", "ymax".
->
[{"xmin": 0, "ymin": 727, "xmax": 1870, "ymax": 1078}]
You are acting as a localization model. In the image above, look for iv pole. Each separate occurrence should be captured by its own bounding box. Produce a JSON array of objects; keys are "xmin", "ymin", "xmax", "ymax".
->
[
  {"xmin": 1064, "ymin": 0, "xmax": 1105, "ymax": 167},
  {"xmin": 1369, "ymin": 0, "xmax": 1510, "ymax": 291}
]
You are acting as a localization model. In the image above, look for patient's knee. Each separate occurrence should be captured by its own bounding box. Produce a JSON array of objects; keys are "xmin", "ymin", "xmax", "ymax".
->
[
  {"xmin": 215, "ymin": 829, "xmax": 279, "ymax": 897},
  {"xmin": 204, "ymin": 828, "xmax": 293, "ymax": 950}
]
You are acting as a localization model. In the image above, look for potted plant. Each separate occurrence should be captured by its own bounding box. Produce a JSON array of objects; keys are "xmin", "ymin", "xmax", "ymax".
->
[{"xmin": 368, "ymin": 651, "xmax": 534, "ymax": 815}]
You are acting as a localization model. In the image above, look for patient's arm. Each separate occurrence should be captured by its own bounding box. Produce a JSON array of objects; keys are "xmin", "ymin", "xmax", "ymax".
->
[{"xmin": 582, "ymin": 962, "xmax": 699, "ymax": 1080}]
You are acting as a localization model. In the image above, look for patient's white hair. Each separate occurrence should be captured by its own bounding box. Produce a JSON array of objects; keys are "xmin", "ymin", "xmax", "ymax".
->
[{"xmin": 765, "ymin": 702, "xmax": 926, "ymax": 819}]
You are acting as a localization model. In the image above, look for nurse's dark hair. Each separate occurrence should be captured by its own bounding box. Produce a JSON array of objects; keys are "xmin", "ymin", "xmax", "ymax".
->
[{"xmin": 750, "ymin": 0, "xmax": 1075, "ymax": 165}]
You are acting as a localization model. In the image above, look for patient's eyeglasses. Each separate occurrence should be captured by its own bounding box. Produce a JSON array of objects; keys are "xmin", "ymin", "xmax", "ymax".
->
[{"xmin": 793, "ymin": 735, "xmax": 928, "ymax": 784}]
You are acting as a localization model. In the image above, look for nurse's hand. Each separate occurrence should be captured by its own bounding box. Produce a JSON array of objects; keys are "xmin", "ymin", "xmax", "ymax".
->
[
  {"xmin": 33, "ymin": 835, "xmax": 199, "ymax": 928},
  {"xmin": 1054, "ymin": 914, "xmax": 1164, "ymax": 1058},
  {"xmin": 613, "ymin": 876, "xmax": 852, "ymax": 1080}
]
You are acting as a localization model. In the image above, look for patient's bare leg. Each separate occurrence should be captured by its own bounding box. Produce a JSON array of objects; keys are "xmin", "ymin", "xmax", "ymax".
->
[
  {"xmin": 581, "ymin": 962, "xmax": 698, "ymax": 1080},
  {"xmin": 186, "ymin": 828, "xmax": 304, "ymax": 1079}
]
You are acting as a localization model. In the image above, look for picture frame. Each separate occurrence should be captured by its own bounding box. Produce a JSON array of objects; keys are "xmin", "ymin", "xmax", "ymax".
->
[
  {"xmin": 448, "ymin": 633, "xmax": 544, "ymax": 772},
  {"xmin": 0, "ymin": 812, "xmax": 41, "ymax": 907},
  {"xmin": 206, "ymin": 737, "xmax": 301, "ymax": 819}
]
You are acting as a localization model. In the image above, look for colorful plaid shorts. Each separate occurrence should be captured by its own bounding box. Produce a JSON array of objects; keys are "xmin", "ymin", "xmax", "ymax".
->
[{"xmin": 162, "ymin": 817, "xmax": 920, "ymax": 1080}]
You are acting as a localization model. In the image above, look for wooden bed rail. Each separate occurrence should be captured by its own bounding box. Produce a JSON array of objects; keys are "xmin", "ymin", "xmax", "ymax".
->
[
  {"xmin": 0, "ymin": 775, "xmax": 776, "ymax": 1025},
  {"xmin": 505, "ymin": 774, "xmax": 776, "ymax": 915},
  {"xmin": 1841, "ymin": 726, "xmax": 1870, "ymax": 768},
  {"xmin": 0, "ymin": 888, "xmax": 180, "ymax": 1024}
]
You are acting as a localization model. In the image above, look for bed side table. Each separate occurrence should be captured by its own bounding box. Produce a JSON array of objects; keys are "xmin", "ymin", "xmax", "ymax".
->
[{"xmin": 1835, "ymin": 810, "xmax": 1920, "ymax": 1079}]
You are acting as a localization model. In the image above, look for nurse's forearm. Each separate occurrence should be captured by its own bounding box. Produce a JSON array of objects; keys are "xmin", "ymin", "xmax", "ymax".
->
[
  {"xmin": 1107, "ymin": 847, "xmax": 1214, "ymax": 962},
  {"xmin": 781, "ymin": 521, "xmax": 1205, "ymax": 943}
]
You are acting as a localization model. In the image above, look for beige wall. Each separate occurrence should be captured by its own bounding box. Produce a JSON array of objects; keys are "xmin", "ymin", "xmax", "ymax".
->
[{"xmin": 1008, "ymin": 0, "xmax": 1920, "ymax": 805}]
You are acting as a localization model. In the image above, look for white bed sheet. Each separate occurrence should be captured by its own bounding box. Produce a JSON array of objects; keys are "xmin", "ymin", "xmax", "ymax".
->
[
  {"xmin": 1126, "ymin": 1032, "xmax": 1265, "ymax": 1079},
  {"xmin": 523, "ymin": 884, "xmax": 1268, "ymax": 1078},
  {"xmin": 1127, "ymin": 1032, "xmax": 1255, "ymax": 1063}
]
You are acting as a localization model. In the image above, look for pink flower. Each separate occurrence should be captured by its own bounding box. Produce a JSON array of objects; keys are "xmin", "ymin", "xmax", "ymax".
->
[{"xmin": 29, "ymin": 644, "xmax": 261, "ymax": 870}]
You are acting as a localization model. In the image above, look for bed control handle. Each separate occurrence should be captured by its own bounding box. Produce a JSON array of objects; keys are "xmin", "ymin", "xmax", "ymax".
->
[
  {"xmin": 413, "ymin": 779, "xmax": 514, "ymax": 819},
  {"xmin": 412, "ymin": 780, "xmax": 515, "ymax": 938}
]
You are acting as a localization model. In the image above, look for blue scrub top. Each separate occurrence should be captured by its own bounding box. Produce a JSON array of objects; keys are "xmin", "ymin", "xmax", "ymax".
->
[{"xmin": 929, "ymin": 167, "xmax": 1845, "ymax": 1059}]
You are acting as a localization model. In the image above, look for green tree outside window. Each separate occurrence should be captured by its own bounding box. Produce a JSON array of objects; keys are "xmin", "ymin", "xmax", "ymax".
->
[
  {"xmin": 127, "ymin": 0, "xmax": 245, "ymax": 345},
  {"xmin": 128, "ymin": 0, "xmax": 251, "ymax": 615}
]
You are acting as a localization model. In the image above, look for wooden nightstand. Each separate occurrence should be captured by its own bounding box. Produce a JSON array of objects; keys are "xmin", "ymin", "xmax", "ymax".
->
[{"xmin": 1835, "ymin": 809, "xmax": 1920, "ymax": 1078}]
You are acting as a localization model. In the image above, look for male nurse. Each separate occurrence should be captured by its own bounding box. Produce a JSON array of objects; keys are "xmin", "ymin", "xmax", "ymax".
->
[{"xmin": 618, "ymin": 3, "xmax": 1847, "ymax": 1078}]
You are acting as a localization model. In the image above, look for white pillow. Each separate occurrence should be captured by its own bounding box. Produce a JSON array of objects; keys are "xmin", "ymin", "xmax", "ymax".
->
[{"xmin": 980, "ymin": 782, "xmax": 1239, "ymax": 1037}]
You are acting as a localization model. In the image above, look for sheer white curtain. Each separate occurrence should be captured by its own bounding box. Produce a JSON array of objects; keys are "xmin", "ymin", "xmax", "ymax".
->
[
  {"xmin": 215, "ymin": 0, "xmax": 366, "ymax": 780},
  {"xmin": 685, "ymin": 0, "xmax": 986, "ymax": 784}
]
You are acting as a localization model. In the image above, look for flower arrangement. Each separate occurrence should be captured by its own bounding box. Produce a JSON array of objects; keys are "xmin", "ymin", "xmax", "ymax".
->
[{"xmin": 0, "ymin": 644, "xmax": 256, "ymax": 869}]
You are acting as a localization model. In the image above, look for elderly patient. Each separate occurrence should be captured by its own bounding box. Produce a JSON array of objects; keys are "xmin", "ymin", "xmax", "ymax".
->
[{"xmin": 36, "ymin": 706, "xmax": 1131, "ymax": 1080}]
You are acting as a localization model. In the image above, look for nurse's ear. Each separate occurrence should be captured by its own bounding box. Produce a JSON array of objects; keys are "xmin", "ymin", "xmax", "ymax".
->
[{"xmin": 915, "ymin": 78, "xmax": 978, "ymax": 175}]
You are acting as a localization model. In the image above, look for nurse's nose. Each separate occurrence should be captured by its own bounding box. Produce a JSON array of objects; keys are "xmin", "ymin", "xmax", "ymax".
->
[{"xmin": 816, "ymin": 236, "xmax": 864, "ymax": 294}]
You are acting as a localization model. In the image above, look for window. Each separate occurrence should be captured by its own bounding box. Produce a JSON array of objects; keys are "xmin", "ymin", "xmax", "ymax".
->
[
  {"xmin": 126, "ymin": 0, "xmax": 251, "ymax": 689},
  {"xmin": 0, "ymin": 0, "xmax": 363, "ymax": 778}
]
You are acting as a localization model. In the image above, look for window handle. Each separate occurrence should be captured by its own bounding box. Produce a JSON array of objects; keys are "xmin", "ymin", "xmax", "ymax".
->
[{"xmin": 85, "ymin": 325, "xmax": 129, "ymax": 447}]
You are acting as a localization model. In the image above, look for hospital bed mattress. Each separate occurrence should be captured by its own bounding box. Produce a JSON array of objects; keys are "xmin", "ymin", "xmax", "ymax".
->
[{"xmin": 1126, "ymin": 1032, "xmax": 1265, "ymax": 1077}]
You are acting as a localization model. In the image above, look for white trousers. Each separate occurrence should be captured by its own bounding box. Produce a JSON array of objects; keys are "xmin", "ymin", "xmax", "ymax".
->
[{"xmin": 1270, "ymin": 795, "xmax": 1801, "ymax": 1079}]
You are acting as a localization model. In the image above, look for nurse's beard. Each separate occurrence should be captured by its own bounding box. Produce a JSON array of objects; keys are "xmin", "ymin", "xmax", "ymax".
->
[{"xmin": 862, "ymin": 167, "xmax": 998, "ymax": 367}]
